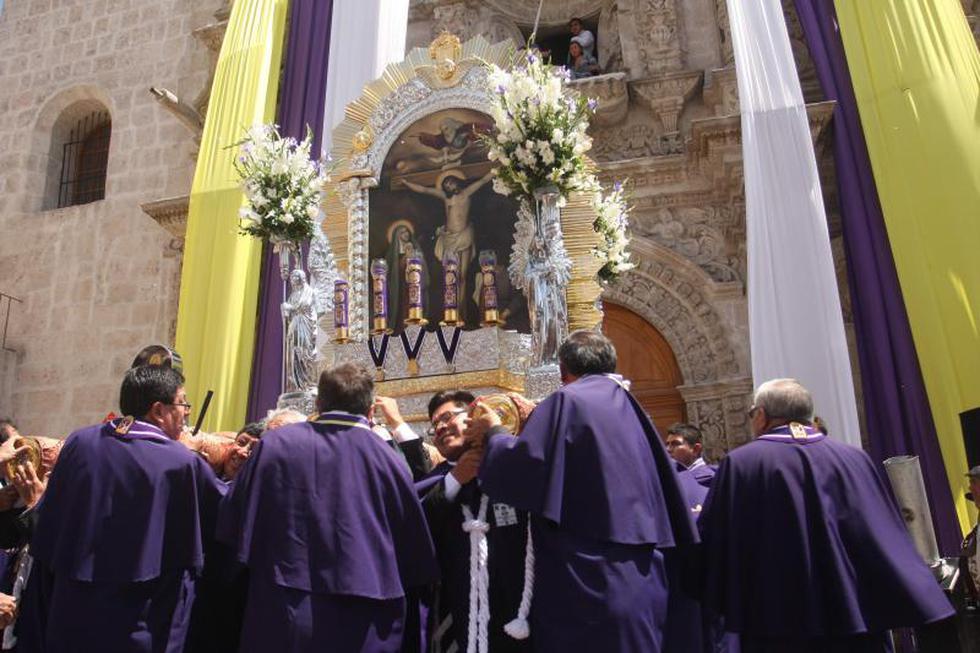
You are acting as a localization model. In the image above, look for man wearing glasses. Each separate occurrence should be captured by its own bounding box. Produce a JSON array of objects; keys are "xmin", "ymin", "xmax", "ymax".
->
[
  {"xmin": 416, "ymin": 390, "xmax": 531, "ymax": 653},
  {"xmin": 18, "ymin": 365, "xmax": 226, "ymax": 653}
]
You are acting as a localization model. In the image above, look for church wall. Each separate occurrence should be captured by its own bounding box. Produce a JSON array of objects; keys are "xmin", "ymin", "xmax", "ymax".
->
[
  {"xmin": 408, "ymin": 0, "xmax": 852, "ymax": 452},
  {"xmin": 0, "ymin": 0, "xmax": 222, "ymax": 435}
]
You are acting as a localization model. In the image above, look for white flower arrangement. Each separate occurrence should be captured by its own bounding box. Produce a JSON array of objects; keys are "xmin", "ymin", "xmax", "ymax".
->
[
  {"xmin": 591, "ymin": 182, "xmax": 635, "ymax": 282},
  {"xmin": 485, "ymin": 51, "xmax": 633, "ymax": 283},
  {"xmin": 232, "ymin": 123, "xmax": 331, "ymax": 244}
]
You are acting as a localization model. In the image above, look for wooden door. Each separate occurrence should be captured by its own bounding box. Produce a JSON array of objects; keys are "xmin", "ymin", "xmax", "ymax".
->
[{"xmin": 602, "ymin": 302, "xmax": 686, "ymax": 435}]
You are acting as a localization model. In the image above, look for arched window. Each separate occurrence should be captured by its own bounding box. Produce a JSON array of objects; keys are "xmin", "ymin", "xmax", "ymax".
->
[{"xmin": 56, "ymin": 111, "xmax": 111, "ymax": 208}]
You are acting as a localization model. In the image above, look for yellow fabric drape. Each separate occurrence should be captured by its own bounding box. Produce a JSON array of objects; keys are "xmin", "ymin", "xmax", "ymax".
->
[
  {"xmin": 175, "ymin": 0, "xmax": 288, "ymax": 432},
  {"xmin": 835, "ymin": 0, "xmax": 980, "ymax": 533}
]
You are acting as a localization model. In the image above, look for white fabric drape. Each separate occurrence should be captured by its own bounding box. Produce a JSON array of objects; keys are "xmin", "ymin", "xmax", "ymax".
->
[
  {"xmin": 727, "ymin": 0, "xmax": 861, "ymax": 446},
  {"xmin": 320, "ymin": 0, "xmax": 409, "ymax": 151}
]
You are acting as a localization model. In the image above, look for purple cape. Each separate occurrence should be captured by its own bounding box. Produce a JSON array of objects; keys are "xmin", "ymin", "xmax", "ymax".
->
[
  {"xmin": 30, "ymin": 421, "xmax": 225, "ymax": 581},
  {"xmin": 478, "ymin": 375, "xmax": 697, "ymax": 652},
  {"xmin": 217, "ymin": 414, "xmax": 438, "ymax": 599},
  {"xmin": 689, "ymin": 462, "xmax": 717, "ymax": 488},
  {"xmin": 675, "ymin": 463, "xmax": 709, "ymax": 518},
  {"xmin": 699, "ymin": 428, "xmax": 955, "ymax": 637},
  {"xmin": 479, "ymin": 374, "xmax": 698, "ymax": 547},
  {"xmin": 20, "ymin": 420, "xmax": 226, "ymax": 653}
]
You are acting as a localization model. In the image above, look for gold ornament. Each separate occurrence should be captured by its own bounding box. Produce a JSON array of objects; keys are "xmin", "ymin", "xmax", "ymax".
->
[
  {"xmin": 4, "ymin": 437, "xmax": 42, "ymax": 481},
  {"xmin": 351, "ymin": 127, "xmax": 373, "ymax": 153},
  {"xmin": 428, "ymin": 32, "xmax": 462, "ymax": 80}
]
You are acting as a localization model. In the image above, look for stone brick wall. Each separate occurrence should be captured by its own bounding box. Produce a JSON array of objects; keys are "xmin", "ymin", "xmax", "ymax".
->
[{"xmin": 0, "ymin": 0, "xmax": 222, "ymax": 435}]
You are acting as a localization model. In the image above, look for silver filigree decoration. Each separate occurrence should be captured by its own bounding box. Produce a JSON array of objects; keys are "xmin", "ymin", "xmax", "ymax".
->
[
  {"xmin": 308, "ymin": 219, "xmax": 338, "ymax": 317},
  {"xmin": 508, "ymin": 197, "xmax": 572, "ymax": 291}
]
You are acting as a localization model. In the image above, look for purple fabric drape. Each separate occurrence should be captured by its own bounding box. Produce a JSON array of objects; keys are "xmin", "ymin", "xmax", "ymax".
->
[
  {"xmin": 246, "ymin": 0, "xmax": 334, "ymax": 423},
  {"xmin": 793, "ymin": 0, "xmax": 959, "ymax": 554}
]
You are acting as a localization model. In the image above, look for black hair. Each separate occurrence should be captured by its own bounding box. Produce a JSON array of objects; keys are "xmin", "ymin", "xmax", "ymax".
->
[
  {"xmin": 119, "ymin": 365, "xmax": 185, "ymax": 419},
  {"xmin": 427, "ymin": 390, "xmax": 476, "ymax": 420},
  {"xmin": 666, "ymin": 422, "xmax": 703, "ymax": 447},
  {"xmin": 239, "ymin": 422, "xmax": 265, "ymax": 438},
  {"xmin": 131, "ymin": 344, "xmax": 183, "ymax": 373},
  {"xmin": 558, "ymin": 330, "xmax": 617, "ymax": 377},
  {"xmin": 317, "ymin": 363, "xmax": 374, "ymax": 416}
]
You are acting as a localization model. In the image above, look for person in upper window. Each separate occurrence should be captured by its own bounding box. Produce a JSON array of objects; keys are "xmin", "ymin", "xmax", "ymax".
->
[
  {"xmin": 568, "ymin": 17, "xmax": 595, "ymax": 62},
  {"xmin": 567, "ymin": 41, "xmax": 600, "ymax": 80}
]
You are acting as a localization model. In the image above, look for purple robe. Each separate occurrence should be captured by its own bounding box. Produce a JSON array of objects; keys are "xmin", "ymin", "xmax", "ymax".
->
[
  {"xmin": 698, "ymin": 425, "xmax": 954, "ymax": 645},
  {"xmin": 216, "ymin": 413, "xmax": 438, "ymax": 653},
  {"xmin": 19, "ymin": 420, "xmax": 226, "ymax": 653},
  {"xmin": 479, "ymin": 374, "xmax": 698, "ymax": 652},
  {"xmin": 689, "ymin": 461, "xmax": 717, "ymax": 489}
]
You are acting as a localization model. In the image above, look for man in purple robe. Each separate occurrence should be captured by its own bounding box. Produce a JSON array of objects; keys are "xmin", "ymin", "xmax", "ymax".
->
[
  {"xmin": 666, "ymin": 423, "xmax": 716, "ymax": 488},
  {"xmin": 18, "ymin": 365, "xmax": 226, "ymax": 653},
  {"xmin": 465, "ymin": 331, "xmax": 699, "ymax": 652},
  {"xmin": 216, "ymin": 363, "xmax": 438, "ymax": 653},
  {"xmin": 698, "ymin": 378, "xmax": 955, "ymax": 652}
]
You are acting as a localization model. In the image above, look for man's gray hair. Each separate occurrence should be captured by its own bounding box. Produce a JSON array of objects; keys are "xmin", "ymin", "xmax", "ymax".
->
[
  {"xmin": 753, "ymin": 378, "xmax": 814, "ymax": 422},
  {"xmin": 264, "ymin": 408, "xmax": 307, "ymax": 429}
]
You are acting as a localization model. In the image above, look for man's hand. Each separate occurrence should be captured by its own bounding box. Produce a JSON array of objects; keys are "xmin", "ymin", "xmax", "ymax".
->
[
  {"xmin": 463, "ymin": 401, "xmax": 501, "ymax": 448},
  {"xmin": 373, "ymin": 396, "xmax": 404, "ymax": 428},
  {"xmin": 0, "ymin": 436, "xmax": 17, "ymax": 468},
  {"xmin": 450, "ymin": 446, "xmax": 483, "ymax": 486},
  {"xmin": 11, "ymin": 461, "xmax": 47, "ymax": 509},
  {"xmin": 0, "ymin": 593, "xmax": 16, "ymax": 629}
]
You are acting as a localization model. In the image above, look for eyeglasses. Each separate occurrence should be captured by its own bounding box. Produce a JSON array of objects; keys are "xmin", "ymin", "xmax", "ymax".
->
[
  {"xmin": 170, "ymin": 402, "xmax": 193, "ymax": 411},
  {"xmin": 747, "ymin": 405, "xmax": 759, "ymax": 419},
  {"xmin": 426, "ymin": 408, "xmax": 466, "ymax": 437}
]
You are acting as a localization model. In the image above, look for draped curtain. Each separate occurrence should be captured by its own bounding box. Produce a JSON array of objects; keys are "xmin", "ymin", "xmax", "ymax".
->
[
  {"xmin": 834, "ymin": 0, "xmax": 980, "ymax": 534},
  {"xmin": 726, "ymin": 0, "xmax": 862, "ymax": 446},
  {"xmin": 320, "ymin": 0, "xmax": 410, "ymax": 152},
  {"xmin": 792, "ymin": 0, "xmax": 961, "ymax": 554},
  {"xmin": 246, "ymin": 0, "xmax": 408, "ymax": 421},
  {"xmin": 247, "ymin": 0, "xmax": 335, "ymax": 423},
  {"xmin": 174, "ymin": 0, "xmax": 288, "ymax": 433}
]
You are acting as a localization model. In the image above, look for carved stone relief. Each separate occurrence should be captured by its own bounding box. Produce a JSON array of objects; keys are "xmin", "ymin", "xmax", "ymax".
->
[
  {"xmin": 618, "ymin": 0, "xmax": 683, "ymax": 77},
  {"xmin": 590, "ymin": 124, "xmax": 683, "ymax": 161},
  {"xmin": 631, "ymin": 207, "xmax": 744, "ymax": 283},
  {"xmin": 715, "ymin": 0, "xmax": 734, "ymax": 65}
]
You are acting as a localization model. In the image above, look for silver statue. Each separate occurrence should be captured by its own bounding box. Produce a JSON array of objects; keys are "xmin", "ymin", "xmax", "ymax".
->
[
  {"xmin": 522, "ymin": 186, "xmax": 571, "ymax": 368},
  {"xmin": 282, "ymin": 269, "xmax": 319, "ymax": 392}
]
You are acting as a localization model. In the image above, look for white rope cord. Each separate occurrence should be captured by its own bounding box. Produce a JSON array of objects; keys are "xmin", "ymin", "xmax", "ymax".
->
[
  {"xmin": 461, "ymin": 495, "xmax": 491, "ymax": 653},
  {"xmin": 504, "ymin": 521, "xmax": 534, "ymax": 640},
  {"xmin": 531, "ymin": 0, "xmax": 545, "ymax": 43}
]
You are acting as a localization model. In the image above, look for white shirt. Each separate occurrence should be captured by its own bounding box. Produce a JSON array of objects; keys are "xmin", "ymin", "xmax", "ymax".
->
[
  {"xmin": 571, "ymin": 29, "xmax": 595, "ymax": 59},
  {"xmin": 687, "ymin": 457, "xmax": 707, "ymax": 471}
]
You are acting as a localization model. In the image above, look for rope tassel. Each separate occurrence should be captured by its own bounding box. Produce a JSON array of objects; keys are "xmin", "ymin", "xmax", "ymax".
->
[
  {"xmin": 504, "ymin": 521, "xmax": 534, "ymax": 640},
  {"xmin": 462, "ymin": 496, "xmax": 491, "ymax": 653}
]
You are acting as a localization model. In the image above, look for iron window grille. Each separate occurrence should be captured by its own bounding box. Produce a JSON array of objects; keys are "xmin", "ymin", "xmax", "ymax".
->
[{"xmin": 57, "ymin": 111, "xmax": 111, "ymax": 209}]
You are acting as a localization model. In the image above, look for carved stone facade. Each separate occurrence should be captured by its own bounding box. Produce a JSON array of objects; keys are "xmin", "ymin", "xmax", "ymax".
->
[
  {"xmin": 0, "ymin": 0, "xmax": 224, "ymax": 435},
  {"xmin": 407, "ymin": 0, "xmax": 850, "ymax": 455},
  {"xmin": 0, "ymin": 0, "xmax": 864, "ymax": 451}
]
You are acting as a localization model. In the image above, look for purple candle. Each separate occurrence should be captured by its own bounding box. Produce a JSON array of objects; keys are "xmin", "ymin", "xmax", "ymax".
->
[
  {"xmin": 404, "ymin": 256, "xmax": 427, "ymax": 325},
  {"xmin": 333, "ymin": 278, "xmax": 349, "ymax": 341},
  {"xmin": 370, "ymin": 259, "xmax": 389, "ymax": 333},
  {"xmin": 441, "ymin": 253, "xmax": 461, "ymax": 325},
  {"xmin": 479, "ymin": 250, "xmax": 502, "ymax": 326}
]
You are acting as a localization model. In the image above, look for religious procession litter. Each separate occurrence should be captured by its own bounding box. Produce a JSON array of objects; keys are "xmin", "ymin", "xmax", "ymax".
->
[{"xmin": 3, "ymin": 1, "xmax": 980, "ymax": 652}]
